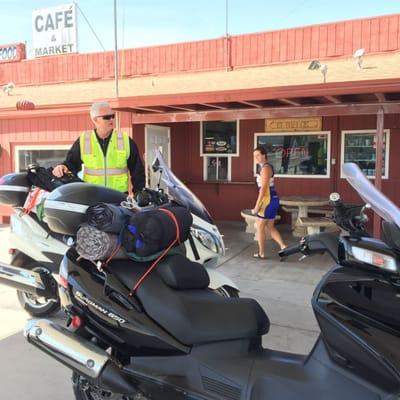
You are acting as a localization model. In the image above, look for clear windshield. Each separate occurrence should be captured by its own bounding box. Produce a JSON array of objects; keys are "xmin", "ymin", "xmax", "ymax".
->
[
  {"xmin": 154, "ymin": 148, "xmax": 214, "ymax": 224},
  {"xmin": 342, "ymin": 163, "xmax": 400, "ymax": 228}
]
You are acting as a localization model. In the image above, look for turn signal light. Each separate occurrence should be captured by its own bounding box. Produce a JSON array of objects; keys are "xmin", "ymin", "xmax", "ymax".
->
[
  {"xmin": 71, "ymin": 315, "xmax": 82, "ymax": 329},
  {"xmin": 352, "ymin": 246, "xmax": 397, "ymax": 272},
  {"xmin": 8, "ymin": 248, "xmax": 15, "ymax": 255}
]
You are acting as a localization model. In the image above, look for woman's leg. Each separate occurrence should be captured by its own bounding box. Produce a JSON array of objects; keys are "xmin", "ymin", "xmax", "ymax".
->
[
  {"xmin": 266, "ymin": 219, "xmax": 287, "ymax": 250},
  {"xmin": 256, "ymin": 218, "xmax": 268, "ymax": 256}
]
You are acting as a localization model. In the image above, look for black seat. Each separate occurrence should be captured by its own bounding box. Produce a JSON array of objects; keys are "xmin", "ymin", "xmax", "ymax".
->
[{"xmin": 108, "ymin": 254, "xmax": 269, "ymax": 346}]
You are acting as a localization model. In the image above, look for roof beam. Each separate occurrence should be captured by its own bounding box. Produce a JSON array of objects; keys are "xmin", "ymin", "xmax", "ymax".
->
[
  {"xmin": 277, "ymin": 98, "xmax": 301, "ymax": 106},
  {"xmin": 236, "ymin": 100, "xmax": 263, "ymax": 108},
  {"xmin": 164, "ymin": 105, "xmax": 197, "ymax": 112},
  {"xmin": 131, "ymin": 102, "xmax": 400, "ymax": 124},
  {"xmin": 198, "ymin": 103, "xmax": 228, "ymax": 109},
  {"xmin": 375, "ymin": 93, "xmax": 386, "ymax": 102},
  {"xmin": 132, "ymin": 106, "xmax": 165, "ymax": 113},
  {"xmin": 324, "ymin": 95, "xmax": 341, "ymax": 104}
]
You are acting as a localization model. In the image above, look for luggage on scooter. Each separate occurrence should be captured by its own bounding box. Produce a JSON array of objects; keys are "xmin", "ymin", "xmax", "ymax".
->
[
  {"xmin": 27, "ymin": 165, "xmax": 82, "ymax": 192},
  {"xmin": 76, "ymin": 224, "xmax": 127, "ymax": 261},
  {"xmin": 121, "ymin": 206, "xmax": 192, "ymax": 257},
  {"xmin": 84, "ymin": 203, "xmax": 133, "ymax": 234}
]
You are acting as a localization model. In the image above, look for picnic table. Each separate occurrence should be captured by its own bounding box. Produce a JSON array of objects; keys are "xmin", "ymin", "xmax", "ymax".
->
[{"xmin": 280, "ymin": 195, "xmax": 333, "ymax": 236}]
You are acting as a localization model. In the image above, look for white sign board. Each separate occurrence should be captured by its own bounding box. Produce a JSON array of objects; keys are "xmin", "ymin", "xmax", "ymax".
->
[{"xmin": 32, "ymin": 3, "xmax": 77, "ymax": 57}]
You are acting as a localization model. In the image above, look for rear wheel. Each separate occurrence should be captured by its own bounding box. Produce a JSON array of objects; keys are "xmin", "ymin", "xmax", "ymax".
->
[
  {"xmin": 72, "ymin": 373, "xmax": 142, "ymax": 400},
  {"xmin": 214, "ymin": 285, "xmax": 239, "ymax": 298},
  {"xmin": 15, "ymin": 263, "xmax": 60, "ymax": 317}
]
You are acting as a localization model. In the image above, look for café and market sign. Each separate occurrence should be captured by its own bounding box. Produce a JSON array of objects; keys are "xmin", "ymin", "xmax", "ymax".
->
[{"xmin": 265, "ymin": 117, "xmax": 322, "ymax": 132}]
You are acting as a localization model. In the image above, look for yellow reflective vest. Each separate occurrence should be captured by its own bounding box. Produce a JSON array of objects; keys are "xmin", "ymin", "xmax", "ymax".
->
[{"xmin": 80, "ymin": 130, "xmax": 130, "ymax": 192}]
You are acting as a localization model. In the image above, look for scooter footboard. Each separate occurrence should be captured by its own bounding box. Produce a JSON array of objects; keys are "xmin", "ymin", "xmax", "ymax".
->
[{"xmin": 0, "ymin": 261, "xmax": 56, "ymax": 298}]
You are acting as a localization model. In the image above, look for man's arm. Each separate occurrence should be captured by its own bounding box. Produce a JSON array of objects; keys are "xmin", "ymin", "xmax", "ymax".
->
[
  {"xmin": 127, "ymin": 139, "xmax": 145, "ymax": 193},
  {"xmin": 63, "ymin": 138, "xmax": 83, "ymax": 175}
]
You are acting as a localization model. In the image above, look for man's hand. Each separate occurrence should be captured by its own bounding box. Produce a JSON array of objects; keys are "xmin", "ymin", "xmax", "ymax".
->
[
  {"xmin": 52, "ymin": 164, "xmax": 68, "ymax": 177},
  {"xmin": 251, "ymin": 208, "xmax": 259, "ymax": 215}
]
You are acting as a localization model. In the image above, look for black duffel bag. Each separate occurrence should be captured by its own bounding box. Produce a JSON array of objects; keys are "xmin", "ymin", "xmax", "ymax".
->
[
  {"xmin": 27, "ymin": 164, "xmax": 82, "ymax": 192},
  {"xmin": 121, "ymin": 206, "xmax": 192, "ymax": 257}
]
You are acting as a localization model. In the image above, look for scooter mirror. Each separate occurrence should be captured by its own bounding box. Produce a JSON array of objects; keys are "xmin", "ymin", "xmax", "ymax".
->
[{"xmin": 151, "ymin": 157, "xmax": 162, "ymax": 173}]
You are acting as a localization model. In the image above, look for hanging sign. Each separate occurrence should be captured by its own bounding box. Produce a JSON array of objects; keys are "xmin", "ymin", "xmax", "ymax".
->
[
  {"xmin": 32, "ymin": 3, "xmax": 78, "ymax": 57},
  {"xmin": 265, "ymin": 117, "xmax": 322, "ymax": 132},
  {"xmin": 0, "ymin": 43, "xmax": 26, "ymax": 63}
]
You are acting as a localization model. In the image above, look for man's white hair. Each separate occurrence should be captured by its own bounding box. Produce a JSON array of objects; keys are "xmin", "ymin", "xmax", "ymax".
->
[{"xmin": 90, "ymin": 101, "xmax": 111, "ymax": 119}]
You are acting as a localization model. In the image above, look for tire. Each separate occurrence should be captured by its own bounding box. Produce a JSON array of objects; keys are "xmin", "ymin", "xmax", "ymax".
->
[
  {"xmin": 214, "ymin": 285, "xmax": 240, "ymax": 298},
  {"xmin": 15, "ymin": 262, "xmax": 60, "ymax": 317},
  {"xmin": 72, "ymin": 373, "xmax": 137, "ymax": 400}
]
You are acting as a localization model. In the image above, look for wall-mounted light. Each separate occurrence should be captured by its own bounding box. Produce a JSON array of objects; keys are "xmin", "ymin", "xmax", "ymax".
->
[
  {"xmin": 308, "ymin": 60, "xmax": 328, "ymax": 83},
  {"xmin": 353, "ymin": 48, "xmax": 365, "ymax": 70}
]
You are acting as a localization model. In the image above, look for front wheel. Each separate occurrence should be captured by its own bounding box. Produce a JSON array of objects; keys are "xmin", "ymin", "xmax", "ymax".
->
[
  {"xmin": 72, "ymin": 373, "xmax": 140, "ymax": 400},
  {"xmin": 214, "ymin": 285, "xmax": 239, "ymax": 298},
  {"xmin": 16, "ymin": 263, "xmax": 60, "ymax": 317}
]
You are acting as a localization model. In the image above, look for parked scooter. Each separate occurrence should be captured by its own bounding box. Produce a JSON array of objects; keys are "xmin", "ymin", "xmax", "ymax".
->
[
  {"xmin": 0, "ymin": 161, "xmax": 238, "ymax": 316},
  {"xmin": 2, "ymin": 162, "xmax": 397, "ymax": 400}
]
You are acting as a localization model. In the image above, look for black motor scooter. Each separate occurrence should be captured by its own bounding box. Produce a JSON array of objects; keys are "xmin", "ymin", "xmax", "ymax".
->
[{"xmin": 19, "ymin": 163, "xmax": 400, "ymax": 399}]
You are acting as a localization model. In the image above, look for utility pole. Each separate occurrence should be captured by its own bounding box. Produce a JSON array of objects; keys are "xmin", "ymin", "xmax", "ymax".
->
[{"xmin": 114, "ymin": 0, "xmax": 119, "ymax": 98}]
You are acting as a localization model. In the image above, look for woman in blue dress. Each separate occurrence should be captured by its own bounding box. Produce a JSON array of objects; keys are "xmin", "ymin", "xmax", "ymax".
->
[{"xmin": 252, "ymin": 146, "xmax": 286, "ymax": 259}]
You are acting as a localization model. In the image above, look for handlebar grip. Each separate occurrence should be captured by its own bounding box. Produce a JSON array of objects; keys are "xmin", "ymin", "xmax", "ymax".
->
[{"xmin": 279, "ymin": 244, "xmax": 302, "ymax": 259}]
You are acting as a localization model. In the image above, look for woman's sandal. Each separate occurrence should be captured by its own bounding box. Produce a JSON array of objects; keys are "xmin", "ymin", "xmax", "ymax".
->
[{"xmin": 253, "ymin": 253, "xmax": 267, "ymax": 259}]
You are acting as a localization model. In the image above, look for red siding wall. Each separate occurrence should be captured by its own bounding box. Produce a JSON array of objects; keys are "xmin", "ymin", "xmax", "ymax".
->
[
  {"xmin": 132, "ymin": 114, "xmax": 400, "ymax": 221},
  {"xmin": 1, "ymin": 14, "xmax": 399, "ymax": 86}
]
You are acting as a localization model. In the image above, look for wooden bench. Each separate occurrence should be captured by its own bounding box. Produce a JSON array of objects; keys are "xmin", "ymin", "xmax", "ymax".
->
[
  {"xmin": 240, "ymin": 209, "xmax": 281, "ymax": 240},
  {"xmin": 298, "ymin": 216, "xmax": 337, "ymax": 235}
]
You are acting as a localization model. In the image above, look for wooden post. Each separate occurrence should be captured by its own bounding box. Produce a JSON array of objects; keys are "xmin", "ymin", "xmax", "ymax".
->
[{"xmin": 373, "ymin": 108, "xmax": 384, "ymax": 239}]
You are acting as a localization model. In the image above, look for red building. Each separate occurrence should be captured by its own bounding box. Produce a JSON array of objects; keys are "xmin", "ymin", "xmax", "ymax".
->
[{"xmin": 0, "ymin": 14, "xmax": 400, "ymax": 227}]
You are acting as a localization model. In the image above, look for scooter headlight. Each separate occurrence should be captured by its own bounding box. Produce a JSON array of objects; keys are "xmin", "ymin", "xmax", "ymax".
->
[{"xmin": 191, "ymin": 226, "xmax": 225, "ymax": 255}]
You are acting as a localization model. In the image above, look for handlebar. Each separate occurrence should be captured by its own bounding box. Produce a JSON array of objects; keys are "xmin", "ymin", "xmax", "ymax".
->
[{"xmin": 278, "ymin": 244, "xmax": 303, "ymax": 259}]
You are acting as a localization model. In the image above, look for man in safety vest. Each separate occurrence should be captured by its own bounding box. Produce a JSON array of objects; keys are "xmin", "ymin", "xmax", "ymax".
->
[{"xmin": 52, "ymin": 101, "xmax": 145, "ymax": 193}]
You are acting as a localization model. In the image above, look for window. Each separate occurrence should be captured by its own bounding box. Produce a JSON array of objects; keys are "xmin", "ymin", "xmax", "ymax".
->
[
  {"xmin": 341, "ymin": 130, "xmax": 390, "ymax": 179},
  {"xmin": 255, "ymin": 132, "xmax": 330, "ymax": 178},
  {"xmin": 204, "ymin": 156, "xmax": 231, "ymax": 181},
  {"xmin": 15, "ymin": 145, "xmax": 71, "ymax": 172},
  {"xmin": 201, "ymin": 121, "xmax": 239, "ymax": 156}
]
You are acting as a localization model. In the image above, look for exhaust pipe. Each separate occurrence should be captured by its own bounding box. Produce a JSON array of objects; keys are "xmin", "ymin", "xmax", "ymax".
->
[
  {"xmin": 0, "ymin": 261, "xmax": 56, "ymax": 298},
  {"xmin": 25, "ymin": 319, "xmax": 136, "ymax": 394}
]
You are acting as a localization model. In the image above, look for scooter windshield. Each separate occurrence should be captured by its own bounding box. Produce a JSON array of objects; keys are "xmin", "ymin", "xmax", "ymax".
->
[
  {"xmin": 342, "ymin": 163, "xmax": 400, "ymax": 228},
  {"xmin": 154, "ymin": 149, "xmax": 214, "ymax": 224}
]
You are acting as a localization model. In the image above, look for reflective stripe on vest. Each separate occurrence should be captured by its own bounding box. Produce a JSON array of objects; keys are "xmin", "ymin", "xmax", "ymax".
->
[{"xmin": 80, "ymin": 130, "xmax": 130, "ymax": 192}]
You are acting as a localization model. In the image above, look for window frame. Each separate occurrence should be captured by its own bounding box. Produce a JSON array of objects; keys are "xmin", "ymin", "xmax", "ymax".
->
[
  {"xmin": 203, "ymin": 155, "xmax": 232, "ymax": 182},
  {"xmin": 254, "ymin": 131, "xmax": 331, "ymax": 179},
  {"xmin": 340, "ymin": 129, "xmax": 390, "ymax": 179},
  {"xmin": 200, "ymin": 120, "xmax": 240, "ymax": 157},
  {"xmin": 14, "ymin": 144, "xmax": 71, "ymax": 172}
]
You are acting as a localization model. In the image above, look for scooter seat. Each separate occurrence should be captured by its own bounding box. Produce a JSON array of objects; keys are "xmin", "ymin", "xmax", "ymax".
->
[{"xmin": 109, "ymin": 254, "xmax": 269, "ymax": 345}]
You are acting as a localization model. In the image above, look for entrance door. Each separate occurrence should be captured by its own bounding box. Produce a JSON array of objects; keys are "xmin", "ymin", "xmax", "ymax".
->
[{"xmin": 145, "ymin": 125, "xmax": 171, "ymax": 190}]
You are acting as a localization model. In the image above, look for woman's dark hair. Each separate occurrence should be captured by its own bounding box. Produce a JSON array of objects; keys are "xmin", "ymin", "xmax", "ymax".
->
[{"xmin": 254, "ymin": 146, "xmax": 267, "ymax": 156}]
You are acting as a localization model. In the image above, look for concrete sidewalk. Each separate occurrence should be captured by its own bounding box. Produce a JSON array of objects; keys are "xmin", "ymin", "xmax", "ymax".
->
[{"xmin": 0, "ymin": 221, "xmax": 333, "ymax": 399}]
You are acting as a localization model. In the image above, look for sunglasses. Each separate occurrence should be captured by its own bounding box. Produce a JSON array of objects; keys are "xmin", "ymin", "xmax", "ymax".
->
[{"xmin": 98, "ymin": 114, "xmax": 115, "ymax": 120}]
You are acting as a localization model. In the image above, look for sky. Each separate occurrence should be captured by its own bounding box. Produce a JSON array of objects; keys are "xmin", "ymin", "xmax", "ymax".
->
[{"xmin": 1, "ymin": 0, "xmax": 399, "ymax": 57}]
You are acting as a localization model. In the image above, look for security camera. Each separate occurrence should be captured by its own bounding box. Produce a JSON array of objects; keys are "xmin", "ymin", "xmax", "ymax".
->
[
  {"xmin": 2, "ymin": 82, "xmax": 15, "ymax": 95},
  {"xmin": 353, "ymin": 48, "xmax": 365, "ymax": 70}
]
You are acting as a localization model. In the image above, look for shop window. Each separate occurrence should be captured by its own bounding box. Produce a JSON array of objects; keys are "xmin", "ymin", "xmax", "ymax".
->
[
  {"xmin": 15, "ymin": 145, "xmax": 71, "ymax": 172},
  {"xmin": 341, "ymin": 130, "xmax": 390, "ymax": 179},
  {"xmin": 201, "ymin": 121, "xmax": 239, "ymax": 156},
  {"xmin": 204, "ymin": 156, "xmax": 231, "ymax": 181},
  {"xmin": 255, "ymin": 132, "xmax": 330, "ymax": 177}
]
